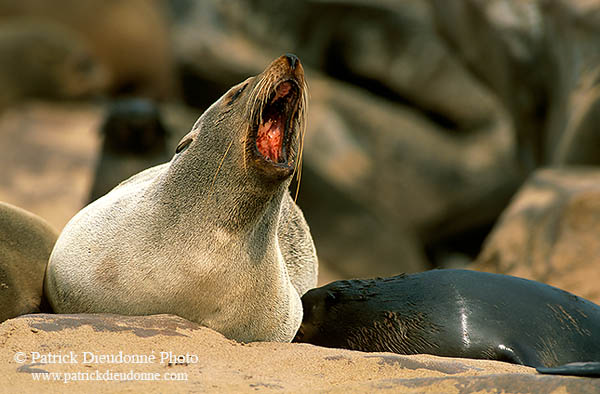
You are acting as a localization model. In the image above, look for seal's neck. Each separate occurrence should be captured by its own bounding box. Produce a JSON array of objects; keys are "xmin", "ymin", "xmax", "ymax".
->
[{"xmin": 155, "ymin": 158, "xmax": 288, "ymax": 238}]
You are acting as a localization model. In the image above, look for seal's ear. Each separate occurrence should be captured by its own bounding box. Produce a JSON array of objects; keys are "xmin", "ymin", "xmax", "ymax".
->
[
  {"xmin": 175, "ymin": 137, "xmax": 192, "ymax": 154},
  {"xmin": 224, "ymin": 77, "xmax": 252, "ymax": 106},
  {"xmin": 175, "ymin": 128, "xmax": 197, "ymax": 154}
]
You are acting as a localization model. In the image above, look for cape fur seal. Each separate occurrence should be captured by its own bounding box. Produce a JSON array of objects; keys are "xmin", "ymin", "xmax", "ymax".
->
[
  {"xmin": 0, "ymin": 0, "xmax": 176, "ymax": 98},
  {"xmin": 294, "ymin": 269, "xmax": 600, "ymax": 377},
  {"xmin": 0, "ymin": 202, "xmax": 57, "ymax": 322},
  {"xmin": 0, "ymin": 19, "xmax": 108, "ymax": 111},
  {"xmin": 46, "ymin": 54, "xmax": 318, "ymax": 342}
]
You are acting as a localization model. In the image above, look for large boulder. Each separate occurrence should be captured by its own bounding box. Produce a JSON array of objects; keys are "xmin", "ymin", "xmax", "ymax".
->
[
  {"xmin": 2, "ymin": 313, "xmax": 598, "ymax": 392},
  {"xmin": 430, "ymin": 0, "xmax": 545, "ymax": 172},
  {"xmin": 541, "ymin": 0, "xmax": 600, "ymax": 166},
  {"xmin": 472, "ymin": 168, "xmax": 600, "ymax": 304},
  {"xmin": 302, "ymin": 76, "xmax": 517, "ymax": 277},
  {"xmin": 172, "ymin": 0, "xmax": 520, "ymax": 278},
  {"xmin": 211, "ymin": 0, "xmax": 500, "ymax": 132},
  {"xmin": 430, "ymin": 0, "xmax": 600, "ymax": 172}
]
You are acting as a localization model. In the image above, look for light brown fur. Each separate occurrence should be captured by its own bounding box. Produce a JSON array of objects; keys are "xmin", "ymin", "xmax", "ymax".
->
[
  {"xmin": 0, "ymin": 202, "xmax": 57, "ymax": 322},
  {"xmin": 0, "ymin": 19, "xmax": 108, "ymax": 110},
  {"xmin": 45, "ymin": 55, "xmax": 317, "ymax": 342},
  {"xmin": 0, "ymin": 0, "xmax": 176, "ymax": 98}
]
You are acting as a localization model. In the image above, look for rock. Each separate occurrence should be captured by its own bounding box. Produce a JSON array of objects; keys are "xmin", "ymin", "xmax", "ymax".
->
[
  {"xmin": 300, "ymin": 76, "xmax": 518, "ymax": 277},
  {"xmin": 172, "ymin": 0, "xmax": 522, "ymax": 277},
  {"xmin": 0, "ymin": 0, "xmax": 178, "ymax": 99},
  {"xmin": 174, "ymin": 0, "xmax": 505, "ymax": 132},
  {"xmin": 171, "ymin": 0, "xmax": 274, "ymax": 108},
  {"xmin": 0, "ymin": 203, "xmax": 57, "ymax": 322},
  {"xmin": 472, "ymin": 168, "xmax": 600, "ymax": 304},
  {"xmin": 218, "ymin": 0, "xmax": 500, "ymax": 133},
  {"xmin": 296, "ymin": 165, "xmax": 428, "ymax": 279},
  {"xmin": 430, "ymin": 0, "xmax": 600, "ymax": 172},
  {"xmin": 2, "ymin": 313, "xmax": 598, "ymax": 392},
  {"xmin": 541, "ymin": 0, "xmax": 600, "ymax": 166},
  {"xmin": 429, "ymin": 0, "xmax": 547, "ymax": 172}
]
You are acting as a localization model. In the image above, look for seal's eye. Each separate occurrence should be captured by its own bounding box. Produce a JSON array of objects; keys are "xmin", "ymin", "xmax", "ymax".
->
[
  {"xmin": 227, "ymin": 83, "xmax": 248, "ymax": 105},
  {"xmin": 175, "ymin": 137, "xmax": 192, "ymax": 153}
]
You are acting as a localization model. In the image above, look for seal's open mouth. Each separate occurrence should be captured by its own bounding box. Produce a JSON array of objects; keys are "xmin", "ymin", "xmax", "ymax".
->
[{"xmin": 254, "ymin": 80, "xmax": 300, "ymax": 166}]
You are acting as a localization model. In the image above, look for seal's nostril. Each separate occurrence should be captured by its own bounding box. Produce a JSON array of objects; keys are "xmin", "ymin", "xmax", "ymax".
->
[{"xmin": 284, "ymin": 53, "xmax": 299, "ymax": 70}]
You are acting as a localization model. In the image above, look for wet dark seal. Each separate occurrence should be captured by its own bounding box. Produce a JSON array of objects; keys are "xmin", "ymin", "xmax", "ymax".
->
[
  {"xmin": 294, "ymin": 269, "xmax": 600, "ymax": 377},
  {"xmin": 46, "ymin": 54, "xmax": 317, "ymax": 343}
]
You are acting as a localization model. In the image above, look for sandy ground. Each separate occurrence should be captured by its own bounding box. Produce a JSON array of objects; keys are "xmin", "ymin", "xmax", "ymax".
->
[
  {"xmin": 3, "ymin": 313, "xmax": 598, "ymax": 393},
  {"xmin": 0, "ymin": 102, "xmax": 101, "ymax": 232}
]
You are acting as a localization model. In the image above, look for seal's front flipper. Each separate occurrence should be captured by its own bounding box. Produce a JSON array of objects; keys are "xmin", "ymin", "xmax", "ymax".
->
[{"xmin": 536, "ymin": 362, "xmax": 600, "ymax": 377}]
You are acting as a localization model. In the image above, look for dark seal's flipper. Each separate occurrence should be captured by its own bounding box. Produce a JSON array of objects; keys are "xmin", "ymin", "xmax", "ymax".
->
[{"xmin": 537, "ymin": 362, "xmax": 600, "ymax": 377}]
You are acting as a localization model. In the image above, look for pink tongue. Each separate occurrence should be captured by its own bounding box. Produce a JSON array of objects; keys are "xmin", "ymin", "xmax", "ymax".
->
[
  {"xmin": 257, "ymin": 119, "xmax": 283, "ymax": 162},
  {"xmin": 256, "ymin": 82, "xmax": 292, "ymax": 162}
]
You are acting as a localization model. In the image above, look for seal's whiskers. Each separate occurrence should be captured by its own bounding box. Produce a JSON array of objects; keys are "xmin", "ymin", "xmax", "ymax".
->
[
  {"xmin": 292, "ymin": 79, "xmax": 309, "ymax": 202},
  {"xmin": 210, "ymin": 138, "xmax": 235, "ymax": 195}
]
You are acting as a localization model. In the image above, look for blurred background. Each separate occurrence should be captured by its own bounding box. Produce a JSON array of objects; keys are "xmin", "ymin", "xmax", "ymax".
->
[{"xmin": 0, "ymin": 0, "xmax": 599, "ymax": 302}]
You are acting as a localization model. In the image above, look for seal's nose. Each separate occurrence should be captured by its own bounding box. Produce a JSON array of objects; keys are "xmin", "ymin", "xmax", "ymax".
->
[{"xmin": 284, "ymin": 53, "xmax": 299, "ymax": 70}]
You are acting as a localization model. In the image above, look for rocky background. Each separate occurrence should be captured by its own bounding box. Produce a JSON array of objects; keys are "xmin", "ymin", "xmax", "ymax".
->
[
  {"xmin": 2, "ymin": 1, "xmax": 600, "ymax": 392},
  {"xmin": 2, "ymin": 313, "xmax": 599, "ymax": 393},
  {"xmin": 0, "ymin": 0, "xmax": 599, "ymax": 301}
]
